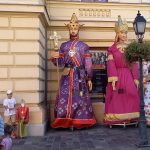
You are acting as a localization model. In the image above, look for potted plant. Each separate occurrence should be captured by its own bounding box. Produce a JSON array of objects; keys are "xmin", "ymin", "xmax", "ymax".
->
[{"xmin": 125, "ymin": 41, "xmax": 150, "ymax": 63}]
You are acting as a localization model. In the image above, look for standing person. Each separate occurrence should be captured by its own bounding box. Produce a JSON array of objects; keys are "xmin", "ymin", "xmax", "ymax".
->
[
  {"xmin": 50, "ymin": 13, "xmax": 96, "ymax": 129},
  {"xmin": 16, "ymin": 99, "xmax": 29, "ymax": 138},
  {"xmin": 143, "ymin": 79, "xmax": 150, "ymax": 125},
  {"xmin": 143, "ymin": 62, "xmax": 150, "ymax": 125},
  {"xmin": 0, "ymin": 115, "xmax": 4, "ymax": 138},
  {"xmin": 104, "ymin": 15, "xmax": 140, "ymax": 126},
  {"xmin": 3, "ymin": 90, "xmax": 17, "ymax": 138},
  {"xmin": 0, "ymin": 115, "xmax": 4, "ymax": 150},
  {"xmin": 1, "ymin": 124, "xmax": 12, "ymax": 150}
]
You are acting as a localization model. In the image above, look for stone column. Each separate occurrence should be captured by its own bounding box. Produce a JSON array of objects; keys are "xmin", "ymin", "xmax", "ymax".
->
[{"xmin": 0, "ymin": 0, "xmax": 49, "ymax": 136}]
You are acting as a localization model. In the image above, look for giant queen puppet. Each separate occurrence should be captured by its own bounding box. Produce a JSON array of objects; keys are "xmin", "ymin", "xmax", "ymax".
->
[
  {"xmin": 50, "ymin": 13, "xmax": 96, "ymax": 129},
  {"xmin": 104, "ymin": 16, "xmax": 140, "ymax": 126}
]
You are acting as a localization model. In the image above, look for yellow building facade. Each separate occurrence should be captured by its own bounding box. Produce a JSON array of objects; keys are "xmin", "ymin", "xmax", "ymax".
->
[{"xmin": 0, "ymin": 0, "xmax": 150, "ymax": 136}]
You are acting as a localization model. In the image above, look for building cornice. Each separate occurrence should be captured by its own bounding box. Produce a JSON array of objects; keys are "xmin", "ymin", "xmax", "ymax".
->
[
  {"xmin": 47, "ymin": 1, "xmax": 150, "ymax": 9},
  {"xmin": 0, "ymin": 0, "xmax": 45, "ymax": 5},
  {"xmin": 0, "ymin": 1, "xmax": 50, "ymax": 26},
  {"xmin": 47, "ymin": 1, "xmax": 150, "ymax": 25}
]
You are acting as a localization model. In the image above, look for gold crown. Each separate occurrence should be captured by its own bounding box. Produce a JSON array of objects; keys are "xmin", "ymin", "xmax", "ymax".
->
[
  {"xmin": 115, "ymin": 15, "xmax": 128, "ymax": 33},
  {"xmin": 70, "ymin": 13, "xmax": 78, "ymax": 24},
  {"xmin": 65, "ymin": 13, "xmax": 84, "ymax": 29}
]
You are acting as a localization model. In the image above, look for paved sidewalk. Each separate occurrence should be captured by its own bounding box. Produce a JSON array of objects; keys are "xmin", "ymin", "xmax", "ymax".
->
[{"xmin": 12, "ymin": 125, "xmax": 150, "ymax": 150}]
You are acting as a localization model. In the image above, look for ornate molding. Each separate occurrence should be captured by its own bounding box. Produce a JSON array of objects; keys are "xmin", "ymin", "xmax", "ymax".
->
[{"xmin": 79, "ymin": 8, "xmax": 111, "ymax": 18}]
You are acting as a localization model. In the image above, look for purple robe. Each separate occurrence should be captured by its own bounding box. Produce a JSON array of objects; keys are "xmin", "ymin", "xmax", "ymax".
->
[
  {"xmin": 51, "ymin": 39, "xmax": 96, "ymax": 128},
  {"xmin": 104, "ymin": 43, "xmax": 140, "ymax": 125}
]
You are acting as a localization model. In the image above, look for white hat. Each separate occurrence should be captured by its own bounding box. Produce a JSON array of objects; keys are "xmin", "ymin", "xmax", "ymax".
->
[{"xmin": 6, "ymin": 89, "xmax": 12, "ymax": 94}]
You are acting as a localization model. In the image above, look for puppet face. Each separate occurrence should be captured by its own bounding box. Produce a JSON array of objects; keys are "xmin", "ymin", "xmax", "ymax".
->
[
  {"xmin": 117, "ymin": 31, "xmax": 127, "ymax": 42},
  {"xmin": 21, "ymin": 103, "xmax": 25, "ymax": 107},
  {"xmin": 69, "ymin": 23, "xmax": 79, "ymax": 37}
]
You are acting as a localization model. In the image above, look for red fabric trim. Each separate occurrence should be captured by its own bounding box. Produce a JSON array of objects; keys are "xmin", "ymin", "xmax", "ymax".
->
[
  {"xmin": 84, "ymin": 54, "xmax": 91, "ymax": 58},
  {"xmin": 48, "ymin": 57, "xmax": 54, "ymax": 61},
  {"xmin": 72, "ymin": 57, "xmax": 80, "ymax": 67},
  {"xmin": 51, "ymin": 118, "xmax": 96, "ymax": 129},
  {"xmin": 70, "ymin": 39, "xmax": 78, "ymax": 50},
  {"xmin": 59, "ymin": 53, "xmax": 64, "ymax": 57},
  {"xmin": 73, "ymin": 119, "xmax": 96, "ymax": 129},
  {"xmin": 48, "ymin": 53, "xmax": 64, "ymax": 62},
  {"xmin": 66, "ymin": 69, "xmax": 74, "ymax": 118}
]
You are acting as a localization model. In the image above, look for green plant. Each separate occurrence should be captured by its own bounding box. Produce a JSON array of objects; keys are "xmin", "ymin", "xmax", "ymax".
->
[{"xmin": 125, "ymin": 41, "xmax": 150, "ymax": 63}]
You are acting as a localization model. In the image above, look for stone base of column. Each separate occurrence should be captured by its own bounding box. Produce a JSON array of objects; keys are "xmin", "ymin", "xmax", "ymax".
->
[{"xmin": 26, "ymin": 121, "xmax": 48, "ymax": 136}]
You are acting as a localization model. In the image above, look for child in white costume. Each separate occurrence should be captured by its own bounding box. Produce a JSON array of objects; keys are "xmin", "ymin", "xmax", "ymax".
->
[{"xmin": 3, "ymin": 90, "xmax": 16, "ymax": 125}]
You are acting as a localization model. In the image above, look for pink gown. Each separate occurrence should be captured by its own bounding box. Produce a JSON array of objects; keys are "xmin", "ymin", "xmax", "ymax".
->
[{"xmin": 104, "ymin": 43, "xmax": 140, "ymax": 125}]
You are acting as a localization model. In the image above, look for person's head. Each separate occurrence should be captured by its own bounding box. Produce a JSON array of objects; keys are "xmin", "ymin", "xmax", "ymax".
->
[
  {"xmin": 6, "ymin": 90, "xmax": 13, "ymax": 99},
  {"xmin": 4, "ymin": 124, "xmax": 12, "ymax": 136},
  {"xmin": 20, "ymin": 99, "xmax": 25, "ymax": 107},
  {"xmin": 115, "ymin": 15, "xmax": 128, "ymax": 43},
  {"xmin": 65, "ymin": 13, "xmax": 83, "ymax": 39}
]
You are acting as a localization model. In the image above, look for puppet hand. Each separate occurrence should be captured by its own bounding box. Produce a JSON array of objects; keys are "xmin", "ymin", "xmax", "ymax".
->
[
  {"xmin": 50, "ymin": 51, "xmax": 59, "ymax": 59},
  {"xmin": 134, "ymin": 79, "xmax": 139, "ymax": 89},
  {"xmin": 143, "ymin": 77, "xmax": 147, "ymax": 84},
  {"xmin": 88, "ymin": 80, "xmax": 92, "ymax": 91},
  {"xmin": 112, "ymin": 81, "xmax": 116, "ymax": 90}
]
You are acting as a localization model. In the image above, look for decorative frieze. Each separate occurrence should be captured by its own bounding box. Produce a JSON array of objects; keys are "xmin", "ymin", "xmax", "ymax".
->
[{"xmin": 79, "ymin": 8, "xmax": 111, "ymax": 18}]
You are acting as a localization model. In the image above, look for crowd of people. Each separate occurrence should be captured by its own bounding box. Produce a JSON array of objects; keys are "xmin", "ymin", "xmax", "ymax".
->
[{"xmin": 0, "ymin": 90, "xmax": 29, "ymax": 150}]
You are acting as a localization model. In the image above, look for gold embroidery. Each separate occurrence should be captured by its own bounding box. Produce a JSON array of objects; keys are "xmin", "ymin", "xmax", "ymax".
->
[
  {"xmin": 108, "ymin": 77, "xmax": 118, "ymax": 83},
  {"xmin": 117, "ymin": 42, "xmax": 128, "ymax": 53},
  {"xmin": 104, "ymin": 112, "xmax": 139, "ymax": 121},
  {"xmin": 108, "ymin": 54, "xmax": 114, "ymax": 60}
]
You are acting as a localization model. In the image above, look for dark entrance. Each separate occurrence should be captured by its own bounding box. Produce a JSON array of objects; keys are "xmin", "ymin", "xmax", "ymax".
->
[{"xmin": 89, "ymin": 47, "xmax": 108, "ymax": 102}]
